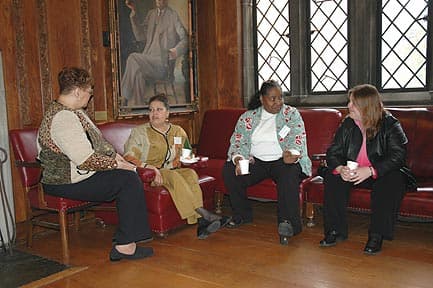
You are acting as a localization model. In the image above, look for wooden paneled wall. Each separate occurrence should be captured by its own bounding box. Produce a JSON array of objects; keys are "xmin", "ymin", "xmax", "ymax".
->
[{"xmin": 0, "ymin": 0, "xmax": 243, "ymax": 223}]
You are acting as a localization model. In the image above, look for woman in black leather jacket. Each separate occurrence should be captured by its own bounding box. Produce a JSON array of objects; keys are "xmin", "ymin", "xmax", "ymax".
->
[{"xmin": 319, "ymin": 84, "xmax": 409, "ymax": 255}]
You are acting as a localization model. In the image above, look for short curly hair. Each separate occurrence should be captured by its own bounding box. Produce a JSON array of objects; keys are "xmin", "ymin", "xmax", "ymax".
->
[{"xmin": 58, "ymin": 67, "xmax": 94, "ymax": 95}]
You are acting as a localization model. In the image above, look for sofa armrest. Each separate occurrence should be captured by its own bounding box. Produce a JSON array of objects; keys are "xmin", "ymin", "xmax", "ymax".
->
[{"xmin": 136, "ymin": 167, "xmax": 156, "ymax": 183}]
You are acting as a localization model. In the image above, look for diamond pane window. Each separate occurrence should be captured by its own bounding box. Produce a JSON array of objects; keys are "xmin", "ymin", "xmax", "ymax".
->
[
  {"xmin": 310, "ymin": 0, "xmax": 348, "ymax": 93},
  {"xmin": 256, "ymin": 0, "xmax": 291, "ymax": 92},
  {"xmin": 381, "ymin": 0, "xmax": 428, "ymax": 90}
]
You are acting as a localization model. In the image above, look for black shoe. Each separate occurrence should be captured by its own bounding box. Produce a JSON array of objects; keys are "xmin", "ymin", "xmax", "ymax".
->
[
  {"xmin": 319, "ymin": 230, "xmax": 347, "ymax": 247},
  {"xmin": 197, "ymin": 218, "xmax": 221, "ymax": 240},
  {"xmin": 278, "ymin": 221, "xmax": 294, "ymax": 245},
  {"xmin": 219, "ymin": 215, "xmax": 232, "ymax": 228},
  {"xmin": 364, "ymin": 234, "xmax": 383, "ymax": 255},
  {"xmin": 109, "ymin": 246, "xmax": 154, "ymax": 261}
]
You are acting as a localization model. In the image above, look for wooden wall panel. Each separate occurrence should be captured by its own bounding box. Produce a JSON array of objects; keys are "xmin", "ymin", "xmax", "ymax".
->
[
  {"xmin": 46, "ymin": 0, "xmax": 82, "ymax": 96},
  {"xmin": 88, "ymin": 0, "xmax": 109, "ymax": 119},
  {"xmin": 215, "ymin": 0, "xmax": 242, "ymax": 109}
]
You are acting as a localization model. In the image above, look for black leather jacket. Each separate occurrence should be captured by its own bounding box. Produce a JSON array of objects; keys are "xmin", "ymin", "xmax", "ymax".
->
[{"xmin": 326, "ymin": 113, "xmax": 408, "ymax": 178}]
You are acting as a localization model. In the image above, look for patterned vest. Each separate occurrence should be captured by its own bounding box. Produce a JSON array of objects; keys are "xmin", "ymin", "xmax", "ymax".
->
[{"xmin": 38, "ymin": 101, "xmax": 115, "ymax": 184}]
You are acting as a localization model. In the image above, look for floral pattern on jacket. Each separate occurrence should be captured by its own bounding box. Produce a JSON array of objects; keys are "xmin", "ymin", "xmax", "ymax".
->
[{"xmin": 227, "ymin": 105, "xmax": 312, "ymax": 176}]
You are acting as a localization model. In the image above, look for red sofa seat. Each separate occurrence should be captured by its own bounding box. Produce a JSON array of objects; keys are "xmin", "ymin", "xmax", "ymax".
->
[{"xmin": 302, "ymin": 107, "xmax": 433, "ymax": 224}]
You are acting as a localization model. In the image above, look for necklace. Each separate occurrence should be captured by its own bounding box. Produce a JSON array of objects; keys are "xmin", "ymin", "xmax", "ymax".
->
[{"xmin": 152, "ymin": 123, "xmax": 170, "ymax": 135}]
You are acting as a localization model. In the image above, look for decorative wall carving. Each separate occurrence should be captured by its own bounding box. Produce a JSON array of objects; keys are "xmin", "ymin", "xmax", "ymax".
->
[
  {"xmin": 80, "ymin": 0, "xmax": 94, "ymax": 118},
  {"xmin": 12, "ymin": 0, "xmax": 30, "ymax": 125},
  {"xmin": 37, "ymin": 0, "xmax": 52, "ymax": 113}
]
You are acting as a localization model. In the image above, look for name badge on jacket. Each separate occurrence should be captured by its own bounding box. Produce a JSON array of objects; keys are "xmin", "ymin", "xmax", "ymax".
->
[{"xmin": 278, "ymin": 125, "xmax": 290, "ymax": 138}]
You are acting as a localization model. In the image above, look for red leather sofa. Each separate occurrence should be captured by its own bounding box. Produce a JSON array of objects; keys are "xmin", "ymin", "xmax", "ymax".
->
[
  {"xmin": 10, "ymin": 123, "xmax": 216, "ymax": 238},
  {"xmin": 301, "ymin": 108, "xmax": 433, "ymax": 225},
  {"xmin": 193, "ymin": 108, "xmax": 343, "ymax": 212}
]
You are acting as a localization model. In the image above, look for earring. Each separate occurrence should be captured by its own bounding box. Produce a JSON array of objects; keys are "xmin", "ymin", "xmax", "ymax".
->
[{"xmin": 165, "ymin": 118, "xmax": 169, "ymax": 122}]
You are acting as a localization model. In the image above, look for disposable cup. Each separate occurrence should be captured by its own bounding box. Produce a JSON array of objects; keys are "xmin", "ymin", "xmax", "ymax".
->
[
  {"xmin": 239, "ymin": 159, "xmax": 250, "ymax": 175},
  {"xmin": 288, "ymin": 149, "xmax": 301, "ymax": 156},
  {"xmin": 182, "ymin": 148, "xmax": 192, "ymax": 158},
  {"xmin": 346, "ymin": 161, "xmax": 359, "ymax": 170}
]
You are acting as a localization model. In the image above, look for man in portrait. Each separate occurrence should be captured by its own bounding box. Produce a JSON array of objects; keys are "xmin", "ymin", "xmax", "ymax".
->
[{"xmin": 121, "ymin": 0, "xmax": 188, "ymax": 106}]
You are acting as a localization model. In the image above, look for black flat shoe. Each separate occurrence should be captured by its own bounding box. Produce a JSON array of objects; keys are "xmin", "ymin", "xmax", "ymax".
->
[
  {"xmin": 197, "ymin": 218, "xmax": 221, "ymax": 240},
  {"xmin": 364, "ymin": 234, "xmax": 383, "ymax": 255},
  {"xmin": 278, "ymin": 221, "xmax": 294, "ymax": 245},
  {"xmin": 219, "ymin": 216, "xmax": 232, "ymax": 228},
  {"xmin": 319, "ymin": 230, "xmax": 347, "ymax": 247},
  {"xmin": 109, "ymin": 246, "xmax": 154, "ymax": 261}
]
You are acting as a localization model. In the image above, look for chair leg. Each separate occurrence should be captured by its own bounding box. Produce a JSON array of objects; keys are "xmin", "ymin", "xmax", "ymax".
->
[
  {"xmin": 73, "ymin": 212, "xmax": 80, "ymax": 232},
  {"xmin": 214, "ymin": 191, "xmax": 223, "ymax": 214},
  {"xmin": 59, "ymin": 210, "xmax": 70, "ymax": 264},
  {"xmin": 306, "ymin": 202, "xmax": 315, "ymax": 228}
]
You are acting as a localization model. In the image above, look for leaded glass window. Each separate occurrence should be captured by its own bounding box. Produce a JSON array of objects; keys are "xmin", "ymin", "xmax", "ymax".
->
[
  {"xmin": 310, "ymin": 0, "xmax": 348, "ymax": 93},
  {"xmin": 380, "ymin": 0, "xmax": 428, "ymax": 90},
  {"xmin": 255, "ymin": 0, "xmax": 291, "ymax": 92}
]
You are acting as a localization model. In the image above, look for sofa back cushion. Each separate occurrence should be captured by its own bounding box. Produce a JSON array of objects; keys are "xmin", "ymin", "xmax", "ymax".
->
[
  {"xmin": 388, "ymin": 108, "xmax": 433, "ymax": 179},
  {"xmin": 9, "ymin": 128, "xmax": 41, "ymax": 188},
  {"xmin": 298, "ymin": 108, "xmax": 342, "ymax": 156},
  {"xmin": 98, "ymin": 122, "xmax": 137, "ymax": 154},
  {"xmin": 197, "ymin": 109, "xmax": 245, "ymax": 159}
]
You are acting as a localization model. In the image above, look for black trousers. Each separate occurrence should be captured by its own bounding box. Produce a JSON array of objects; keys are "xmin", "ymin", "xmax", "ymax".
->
[
  {"xmin": 323, "ymin": 169, "xmax": 406, "ymax": 240},
  {"xmin": 222, "ymin": 158, "xmax": 303, "ymax": 233},
  {"xmin": 43, "ymin": 169, "xmax": 152, "ymax": 245}
]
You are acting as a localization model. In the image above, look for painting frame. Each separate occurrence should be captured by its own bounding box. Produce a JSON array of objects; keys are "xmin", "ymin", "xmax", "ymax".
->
[{"xmin": 109, "ymin": 0, "xmax": 198, "ymax": 118}]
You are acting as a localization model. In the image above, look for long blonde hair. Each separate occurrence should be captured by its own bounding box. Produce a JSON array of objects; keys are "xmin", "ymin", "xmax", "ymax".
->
[{"xmin": 349, "ymin": 84, "xmax": 385, "ymax": 140}]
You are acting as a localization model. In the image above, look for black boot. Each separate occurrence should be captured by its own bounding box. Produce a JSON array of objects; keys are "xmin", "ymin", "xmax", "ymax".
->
[
  {"xmin": 319, "ymin": 230, "xmax": 347, "ymax": 247},
  {"xmin": 364, "ymin": 233, "xmax": 383, "ymax": 255}
]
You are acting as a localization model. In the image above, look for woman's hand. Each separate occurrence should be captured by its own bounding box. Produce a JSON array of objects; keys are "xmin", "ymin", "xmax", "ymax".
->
[
  {"xmin": 283, "ymin": 150, "xmax": 301, "ymax": 164},
  {"xmin": 233, "ymin": 157, "xmax": 242, "ymax": 176},
  {"xmin": 115, "ymin": 153, "xmax": 136, "ymax": 171},
  {"xmin": 349, "ymin": 166, "xmax": 372, "ymax": 185},
  {"xmin": 339, "ymin": 165, "xmax": 371, "ymax": 184},
  {"xmin": 146, "ymin": 164, "xmax": 163, "ymax": 186}
]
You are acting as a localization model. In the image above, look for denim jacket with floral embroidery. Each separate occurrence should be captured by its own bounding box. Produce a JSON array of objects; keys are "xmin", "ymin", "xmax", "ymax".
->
[{"xmin": 227, "ymin": 105, "xmax": 312, "ymax": 176}]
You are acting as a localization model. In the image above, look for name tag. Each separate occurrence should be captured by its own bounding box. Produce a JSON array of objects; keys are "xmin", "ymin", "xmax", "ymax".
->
[
  {"xmin": 174, "ymin": 136, "xmax": 182, "ymax": 145},
  {"xmin": 278, "ymin": 125, "xmax": 290, "ymax": 138}
]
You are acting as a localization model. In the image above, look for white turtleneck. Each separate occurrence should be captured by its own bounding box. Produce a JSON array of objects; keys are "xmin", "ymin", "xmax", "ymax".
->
[{"xmin": 250, "ymin": 109, "xmax": 282, "ymax": 161}]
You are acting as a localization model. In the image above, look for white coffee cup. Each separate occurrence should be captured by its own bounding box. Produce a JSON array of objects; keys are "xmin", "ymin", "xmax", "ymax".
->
[
  {"xmin": 182, "ymin": 148, "xmax": 192, "ymax": 158},
  {"xmin": 238, "ymin": 159, "xmax": 250, "ymax": 175},
  {"xmin": 288, "ymin": 149, "xmax": 301, "ymax": 156},
  {"xmin": 346, "ymin": 160, "xmax": 359, "ymax": 170}
]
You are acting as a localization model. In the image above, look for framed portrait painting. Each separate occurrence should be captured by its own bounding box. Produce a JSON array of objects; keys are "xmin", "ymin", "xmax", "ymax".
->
[{"xmin": 109, "ymin": 0, "xmax": 197, "ymax": 118}]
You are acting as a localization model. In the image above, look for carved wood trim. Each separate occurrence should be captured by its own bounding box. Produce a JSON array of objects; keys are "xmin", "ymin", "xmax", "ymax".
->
[
  {"xmin": 12, "ymin": 0, "xmax": 30, "ymax": 125},
  {"xmin": 80, "ymin": 0, "xmax": 94, "ymax": 118},
  {"xmin": 37, "ymin": 0, "xmax": 52, "ymax": 113}
]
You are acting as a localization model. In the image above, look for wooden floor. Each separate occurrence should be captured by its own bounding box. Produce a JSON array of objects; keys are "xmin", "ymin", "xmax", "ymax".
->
[{"xmin": 18, "ymin": 200, "xmax": 433, "ymax": 288}]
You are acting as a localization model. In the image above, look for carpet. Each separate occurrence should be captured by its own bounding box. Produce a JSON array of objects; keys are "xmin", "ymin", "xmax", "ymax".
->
[{"xmin": 0, "ymin": 249, "xmax": 68, "ymax": 288}]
